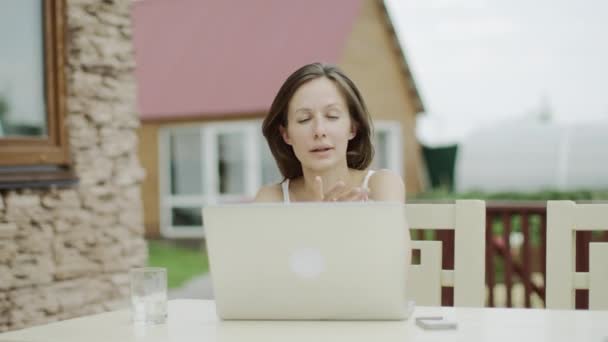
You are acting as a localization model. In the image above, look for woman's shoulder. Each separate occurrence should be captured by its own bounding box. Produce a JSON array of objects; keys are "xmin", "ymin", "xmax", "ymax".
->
[
  {"xmin": 369, "ymin": 169, "xmax": 401, "ymax": 180},
  {"xmin": 367, "ymin": 169, "xmax": 405, "ymax": 202},
  {"xmin": 254, "ymin": 182, "xmax": 285, "ymax": 202}
]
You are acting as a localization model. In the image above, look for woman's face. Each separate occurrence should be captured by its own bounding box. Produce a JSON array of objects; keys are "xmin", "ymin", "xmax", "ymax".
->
[{"xmin": 281, "ymin": 77, "xmax": 356, "ymax": 173}]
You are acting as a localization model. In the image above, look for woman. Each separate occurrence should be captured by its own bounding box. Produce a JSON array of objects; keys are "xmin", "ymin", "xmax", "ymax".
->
[{"xmin": 255, "ymin": 63, "xmax": 405, "ymax": 203}]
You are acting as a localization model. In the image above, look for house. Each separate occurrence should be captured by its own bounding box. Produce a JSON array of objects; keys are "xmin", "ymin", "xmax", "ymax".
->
[{"xmin": 133, "ymin": 0, "xmax": 427, "ymax": 238}]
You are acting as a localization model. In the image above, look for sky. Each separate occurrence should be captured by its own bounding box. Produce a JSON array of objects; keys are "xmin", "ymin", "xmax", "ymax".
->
[{"xmin": 384, "ymin": 0, "xmax": 608, "ymax": 146}]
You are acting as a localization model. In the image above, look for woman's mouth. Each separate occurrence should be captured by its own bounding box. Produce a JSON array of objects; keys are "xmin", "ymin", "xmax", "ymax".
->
[{"xmin": 310, "ymin": 147, "xmax": 333, "ymax": 153}]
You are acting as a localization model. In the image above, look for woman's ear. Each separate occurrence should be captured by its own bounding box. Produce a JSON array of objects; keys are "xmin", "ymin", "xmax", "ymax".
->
[
  {"xmin": 279, "ymin": 125, "xmax": 292, "ymax": 145},
  {"xmin": 349, "ymin": 123, "xmax": 357, "ymax": 140}
]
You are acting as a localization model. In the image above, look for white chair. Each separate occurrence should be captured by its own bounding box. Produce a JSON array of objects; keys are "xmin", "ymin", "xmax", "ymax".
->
[
  {"xmin": 546, "ymin": 200, "xmax": 608, "ymax": 310},
  {"xmin": 405, "ymin": 200, "xmax": 486, "ymax": 307}
]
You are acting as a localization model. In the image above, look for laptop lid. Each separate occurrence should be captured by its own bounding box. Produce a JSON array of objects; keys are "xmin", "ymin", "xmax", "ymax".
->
[{"xmin": 203, "ymin": 202, "xmax": 409, "ymax": 320}]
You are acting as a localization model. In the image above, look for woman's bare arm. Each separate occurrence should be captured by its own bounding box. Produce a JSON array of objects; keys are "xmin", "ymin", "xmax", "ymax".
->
[
  {"xmin": 253, "ymin": 184, "xmax": 284, "ymax": 202},
  {"xmin": 367, "ymin": 169, "xmax": 406, "ymax": 202}
]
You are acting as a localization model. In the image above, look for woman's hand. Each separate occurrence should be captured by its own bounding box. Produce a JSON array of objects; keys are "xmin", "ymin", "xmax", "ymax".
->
[{"xmin": 313, "ymin": 176, "xmax": 368, "ymax": 202}]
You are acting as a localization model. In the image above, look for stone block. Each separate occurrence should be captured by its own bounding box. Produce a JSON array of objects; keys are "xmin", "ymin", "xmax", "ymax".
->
[
  {"xmin": 5, "ymin": 193, "xmax": 52, "ymax": 225},
  {"xmin": 0, "ymin": 293, "xmax": 9, "ymax": 325},
  {"xmin": 119, "ymin": 211, "xmax": 144, "ymax": 234},
  {"xmin": 8, "ymin": 286, "xmax": 60, "ymax": 327},
  {"xmin": 69, "ymin": 71, "xmax": 105, "ymax": 99},
  {"xmin": 87, "ymin": 244, "xmax": 122, "ymax": 264},
  {"xmin": 0, "ymin": 241, "xmax": 17, "ymax": 264},
  {"xmin": 52, "ymin": 220, "xmax": 72, "ymax": 233},
  {"xmin": 66, "ymin": 3, "xmax": 98, "ymax": 26},
  {"xmin": 14, "ymin": 222, "xmax": 53, "ymax": 241},
  {"xmin": 91, "ymin": 214, "xmax": 118, "ymax": 231},
  {"xmin": 99, "ymin": 128, "xmax": 137, "ymax": 157},
  {"xmin": 16, "ymin": 235, "xmax": 52, "ymax": 255},
  {"xmin": 53, "ymin": 245, "xmax": 99, "ymax": 280},
  {"xmin": 5, "ymin": 193, "xmax": 40, "ymax": 208},
  {"xmin": 0, "ymin": 223, "xmax": 17, "ymax": 239},
  {"xmin": 110, "ymin": 273, "xmax": 129, "ymax": 287},
  {"xmin": 42, "ymin": 189, "xmax": 81, "ymax": 210},
  {"xmin": 83, "ymin": 278, "xmax": 115, "ymax": 304},
  {"xmin": 95, "ymin": 10, "xmax": 131, "ymax": 27},
  {"xmin": 114, "ymin": 156, "xmax": 145, "ymax": 186},
  {"xmin": 54, "ymin": 208, "xmax": 93, "ymax": 226},
  {"xmin": 73, "ymin": 149, "xmax": 113, "ymax": 185},
  {"xmin": 0, "ymin": 265, "xmax": 13, "ymax": 290},
  {"xmin": 57, "ymin": 229, "xmax": 97, "ymax": 252},
  {"xmin": 86, "ymin": 102, "xmax": 114, "ymax": 125},
  {"xmin": 11, "ymin": 255, "xmax": 54, "ymax": 287},
  {"xmin": 67, "ymin": 115, "xmax": 98, "ymax": 149}
]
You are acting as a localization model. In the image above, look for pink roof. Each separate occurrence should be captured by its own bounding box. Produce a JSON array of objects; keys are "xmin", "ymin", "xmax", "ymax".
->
[{"xmin": 133, "ymin": 0, "xmax": 362, "ymax": 120}]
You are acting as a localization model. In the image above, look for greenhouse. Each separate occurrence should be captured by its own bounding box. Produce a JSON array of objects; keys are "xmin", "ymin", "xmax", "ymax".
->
[{"xmin": 455, "ymin": 120, "xmax": 608, "ymax": 192}]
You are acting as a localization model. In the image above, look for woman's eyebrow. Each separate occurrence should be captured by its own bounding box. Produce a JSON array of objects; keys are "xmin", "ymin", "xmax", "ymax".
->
[
  {"xmin": 294, "ymin": 103, "xmax": 342, "ymax": 113},
  {"xmin": 324, "ymin": 103, "xmax": 343, "ymax": 110},
  {"xmin": 294, "ymin": 107, "xmax": 312, "ymax": 114}
]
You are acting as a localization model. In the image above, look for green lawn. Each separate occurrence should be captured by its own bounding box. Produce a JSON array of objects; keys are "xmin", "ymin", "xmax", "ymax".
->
[{"xmin": 147, "ymin": 240, "xmax": 209, "ymax": 289}]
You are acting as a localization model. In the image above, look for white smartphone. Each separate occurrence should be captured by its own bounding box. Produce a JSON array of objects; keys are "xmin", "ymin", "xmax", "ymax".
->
[{"xmin": 415, "ymin": 316, "xmax": 458, "ymax": 330}]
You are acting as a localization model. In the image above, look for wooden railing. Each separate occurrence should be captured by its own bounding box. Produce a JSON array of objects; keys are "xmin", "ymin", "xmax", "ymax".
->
[
  {"xmin": 411, "ymin": 201, "xmax": 608, "ymax": 308},
  {"xmin": 486, "ymin": 202, "xmax": 546, "ymax": 308}
]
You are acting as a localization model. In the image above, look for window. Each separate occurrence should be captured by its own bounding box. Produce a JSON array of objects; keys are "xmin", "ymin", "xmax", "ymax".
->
[
  {"xmin": 0, "ymin": 0, "xmax": 74, "ymax": 188},
  {"xmin": 159, "ymin": 120, "xmax": 402, "ymax": 238},
  {"xmin": 159, "ymin": 121, "xmax": 281, "ymax": 238},
  {"xmin": 371, "ymin": 121, "xmax": 403, "ymax": 177}
]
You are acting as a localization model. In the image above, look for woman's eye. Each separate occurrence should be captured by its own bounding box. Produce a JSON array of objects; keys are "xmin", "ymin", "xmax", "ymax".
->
[
  {"xmin": 327, "ymin": 114, "xmax": 340, "ymax": 120},
  {"xmin": 297, "ymin": 118, "xmax": 310, "ymax": 123}
]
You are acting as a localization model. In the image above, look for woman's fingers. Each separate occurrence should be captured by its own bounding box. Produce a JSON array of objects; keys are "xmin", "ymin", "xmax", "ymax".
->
[
  {"xmin": 323, "ymin": 181, "xmax": 346, "ymax": 201},
  {"xmin": 312, "ymin": 178, "xmax": 366, "ymax": 202},
  {"xmin": 336, "ymin": 187, "xmax": 366, "ymax": 202}
]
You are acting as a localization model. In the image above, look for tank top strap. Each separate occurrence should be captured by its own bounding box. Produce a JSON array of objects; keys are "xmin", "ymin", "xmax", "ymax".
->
[
  {"xmin": 361, "ymin": 170, "xmax": 376, "ymax": 190},
  {"xmin": 281, "ymin": 179, "xmax": 291, "ymax": 203}
]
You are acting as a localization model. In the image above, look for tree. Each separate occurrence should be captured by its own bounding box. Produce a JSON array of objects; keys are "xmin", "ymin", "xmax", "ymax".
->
[{"xmin": 0, "ymin": 94, "xmax": 8, "ymax": 136}]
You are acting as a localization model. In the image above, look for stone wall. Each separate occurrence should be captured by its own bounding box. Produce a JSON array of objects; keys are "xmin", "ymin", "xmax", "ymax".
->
[{"xmin": 0, "ymin": 0, "xmax": 146, "ymax": 332}]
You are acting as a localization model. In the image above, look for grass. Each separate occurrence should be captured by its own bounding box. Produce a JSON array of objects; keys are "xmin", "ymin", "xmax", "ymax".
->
[{"xmin": 147, "ymin": 240, "xmax": 209, "ymax": 289}]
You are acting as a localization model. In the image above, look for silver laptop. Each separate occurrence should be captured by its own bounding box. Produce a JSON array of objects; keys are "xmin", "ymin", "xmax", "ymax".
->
[{"xmin": 203, "ymin": 202, "xmax": 410, "ymax": 320}]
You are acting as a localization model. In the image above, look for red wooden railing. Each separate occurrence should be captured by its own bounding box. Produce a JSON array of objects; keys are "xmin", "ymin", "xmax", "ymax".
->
[
  {"xmin": 486, "ymin": 202, "xmax": 546, "ymax": 308},
  {"xmin": 487, "ymin": 201, "xmax": 608, "ymax": 309},
  {"xmin": 411, "ymin": 201, "xmax": 608, "ymax": 308}
]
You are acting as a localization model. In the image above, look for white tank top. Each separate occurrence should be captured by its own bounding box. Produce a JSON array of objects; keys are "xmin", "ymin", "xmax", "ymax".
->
[{"xmin": 280, "ymin": 170, "xmax": 376, "ymax": 203}]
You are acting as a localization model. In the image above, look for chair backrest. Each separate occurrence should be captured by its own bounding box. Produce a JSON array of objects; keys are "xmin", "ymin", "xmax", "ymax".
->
[
  {"xmin": 546, "ymin": 200, "xmax": 608, "ymax": 310},
  {"xmin": 405, "ymin": 200, "xmax": 486, "ymax": 307}
]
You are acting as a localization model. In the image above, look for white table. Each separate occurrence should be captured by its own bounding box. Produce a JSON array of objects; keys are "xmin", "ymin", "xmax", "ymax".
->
[{"xmin": 1, "ymin": 300, "xmax": 607, "ymax": 342}]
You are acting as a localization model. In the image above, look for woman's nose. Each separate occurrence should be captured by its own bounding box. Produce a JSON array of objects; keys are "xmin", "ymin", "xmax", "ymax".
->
[{"xmin": 312, "ymin": 118, "xmax": 327, "ymax": 138}]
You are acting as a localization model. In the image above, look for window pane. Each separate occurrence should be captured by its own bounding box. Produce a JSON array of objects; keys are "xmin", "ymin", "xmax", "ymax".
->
[
  {"xmin": 218, "ymin": 132, "xmax": 245, "ymax": 194},
  {"xmin": 373, "ymin": 131, "xmax": 389, "ymax": 169},
  {"xmin": 169, "ymin": 129, "xmax": 203, "ymax": 195},
  {"xmin": 260, "ymin": 139, "xmax": 281, "ymax": 185},
  {"xmin": 0, "ymin": 0, "xmax": 47, "ymax": 138},
  {"xmin": 171, "ymin": 207, "xmax": 202, "ymax": 227}
]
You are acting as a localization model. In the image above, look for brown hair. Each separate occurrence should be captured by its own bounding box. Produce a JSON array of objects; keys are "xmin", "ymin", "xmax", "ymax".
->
[{"xmin": 262, "ymin": 62, "xmax": 374, "ymax": 180}]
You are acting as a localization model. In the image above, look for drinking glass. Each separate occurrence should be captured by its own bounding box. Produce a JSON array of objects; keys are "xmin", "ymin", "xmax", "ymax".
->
[{"xmin": 130, "ymin": 267, "xmax": 168, "ymax": 324}]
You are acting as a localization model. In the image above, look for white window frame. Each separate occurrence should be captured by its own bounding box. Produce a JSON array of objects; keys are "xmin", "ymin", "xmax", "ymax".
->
[
  {"xmin": 158, "ymin": 120, "xmax": 275, "ymax": 238},
  {"xmin": 373, "ymin": 120, "xmax": 404, "ymax": 179}
]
